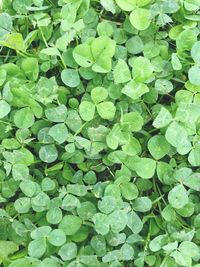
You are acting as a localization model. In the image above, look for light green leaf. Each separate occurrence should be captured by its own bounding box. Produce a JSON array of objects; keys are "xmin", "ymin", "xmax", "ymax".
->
[
  {"xmin": 155, "ymin": 79, "xmax": 173, "ymax": 95},
  {"xmin": 0, "ymin": 241, "xmax": 18, "ymax": 260},
  {"xmin": 122, "ymin": 80, "xmax": 149, "ymax": 100},
  {"xmin": 0, "ymin": 100, "xmax": 10, "ymax": 119},
  {"xmin": 148, "ymin": 135, "xmax": 170, "ymax": 160},
  {"xmin": 61, "ymin": 69, "xmax": 81, "ymax": 88},
  {"xmin": 28, "ymin": 238, "xmax": 46, "ymax": 258},
  {"xmin": 188, "ymin": 66, "xmax": 200, "ymax": 86},
  {"xmin": 39, "ymin": 144, "xmax": 58, "ymax": 163},
  {"xmin": 130, "ymin": 8, "xmax": 151, "ymax": 31},
  {"xmin": 98, "ymin": 196, "xmax": 117, "ymax": 214},
  {"xmin": 91, "ymin": 87, "xmax": 108, "ymax": 104},
  {"xmin": 127, "ymin": 211, "xmax": 143, "ymax": 234},
  {"xmin": 47, "ymin": 229, "xmax": 66, "ymax": 247},
  {"xmin": 73, "ymin": 43, "xmax": 93, "ymax": 67},
  {"xmin": 132, "ymin": 197, "xmax": 152, "ymax": 212},
  {"xmin": 168, "ymin": 184, "xmax": 189, "ymax": 209},
  {"xmin": 128, "ymin": 156, "xmax": 156, "ymax": 179},
  {"xmin": 97, "ymin": 101, "xmax": 116, "ymax": 120},
  {"xmin": 58, "ymin": 242, "xmax": 77, "ymax": 261},
  {"xmin": 79, "ymin": 101, "xmax": 95, "ymax": 121},
  {"xmin": 113, "ymin": 59, "xmax": 131, "ymax": 84},
  {"xmin": 45, "ymin": 105, "xmax": 68, "ymax": 123},
  {"xmin": 115, "ymin": 0, "xmax": 136, "ymax": 11},
  {"xmin": 132, "ymin": 56, "xmax": 153, "ymax": 82},
  {"xmin": 59, "ymin": 215, "xmax": 82, "ymax": 235},
  {"xmin": 122, "ymin": 111, "xmax": 144, "ymax": 132},
  {"xmin": 120, "ymin": 182, "xmax": 138, "ymax": 200},
  {"xmin": 153, "ymin": 107, "xmax": 172, "ymax": 128},
  {"xmin": 165, "ymin": 122, "xmax": 192, "ymax": 155},
  {"xmin": 48, "ymin": 123, "xmax": 68, "ymax": 144},
  {"xmin": 92, "ymin": 213, "xmax": 110, "ymax": 235},
  {"xmin": 100, "ymin": 0, "xmax": 116, "ymax": 13},
  {"xmin": 14, "ymin": 107, "xmax": 35, "ymax": 128}
]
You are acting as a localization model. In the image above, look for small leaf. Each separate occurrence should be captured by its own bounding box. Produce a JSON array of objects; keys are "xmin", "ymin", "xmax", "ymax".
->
[
  {"xmin": 0, "ymin": 100, "xmax": 10, "ymax": 119},
  {"xmin": 39, "ymin": 144, "xmax": 58, "ymax": 163},
  {"xmin": 97, "ymin": 101, "xmax": 116, "ymax": 120},
  {"xmin": 153, "ymin": 107, "xmax": 172, "ymax": 128},
  {"xmin": 79, "ymin": 101, "xmax": 95, "ymax": 121},
  {"xmin": 28, "ymin": 238, "xmax": 46, "ymax": 258},
  {"xmin": 61, "ymin": 69, "xmax": 81, "ymax": 88},
  {"xmin": 59, "ymin": 215, "xmax": 82, "ymax": 236},
  {"xmin": 168, "ymin": 184, "xmax": 189, "ymax": 209},
  {"xmin": 14, "ymin": 107, "xmax": 35, "ymax": 128},
  {"xmin": 122, "ymin": 80, "xmax": 149, "ymax": 100},
  {"xmin": 113, "ymin": 59, "xmax": 131, "ymax": 84},
  {"xmin": 58, "ymin": 242, "xmax": 77, "ymax": 261},
  {"xmin": 47, "ymin": 229, "xmax": 66, "ymax": 247},
  {"xmin": 130, "ymin": 8, "xmax": 151, "ymax": 31},
  {"xmin": 148, "ymin": 135, "xmax": 170, "ymax": 160}
]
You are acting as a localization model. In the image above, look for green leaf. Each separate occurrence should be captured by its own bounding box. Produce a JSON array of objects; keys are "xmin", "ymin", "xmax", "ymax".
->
[
  {"xmin": 21, "ymin": 57, "xmax": 39, "ymax": 81},
  {"xmin": 97, "ymin": 101, "xmax": 116, "ymax": 120},
  {"xmin": 165, "ymin": 122, "xmax": 192, "ymax": 155},
  {"xmin": 153, "ymin": 107, "xmax": 173, "ymax": 128},
  {"xmin": 126, "ymin": 36, "xmax": 144, "ymax": 55},
  {"xmin": 0, "ymin": 13, "xmax": 12, "ymax": 38},
  {"xmin": 122, "ymin": 111, "xmax": 144, "ymax": 132},
  {"xmin": 45, "ymin": 105, "xmax": 68, "ymax": 122},
  {"xmin": 58, "ymin": 242, "xmax": 77, "ymax": 261},
  {"xmin": 128, "ymin": 156, "xmax": 156, "ymax": 179},
  {"xmin": 28, "ymin": 238, "xmax": 46, "ymax": 258},
  {"xmin": 155, "ymin": 79, "xmax": 173, "ymax": 95},
  {"xmin": 77, "ymin": 201, "xmax": 97, "ymax": 220},
  {"xmin": 149, "ymin": 235, "xmax": 167, "ymax": 252},
  {"xmin": 39, "ymin": 144, "xmax": 58, "ymax": 163},
  {"xmin": 130, "ymin": 8, "xmax": 151, "ymax": 31},
  {"xmin": 12, "ymin": 164, "xmax": 29, "ymax": 180},
  {"xmin": 191, "ymin": 41, "xmax": 200, "ymax": 63},
  {"xmin": 148, "ymin": 135, "xmax": 170, "ymax": 160},
  {"xmin": 115, "ymin": 0, "xmax": 136, "ymax": 11},
  {"xmin": 14, "ymin": 107, "xmax": 35, "ymax": 128},
  {"xmin": 92, "ymin": 213, "xmax": 110, "ymax": 235},
  {"xmin": 61, "ymin": 69, "xmax": 81, "ymax": 88},
  {"xmin": 0, "ymin": 100, "xmax": 11, "ymax": 119},
  {"xmin": 59, "ymin": 215, "xmax": 82, "ymax": 235},
  {"xmin": 14, "ymin": 197, "xmax": 31, "ymax": 213},
  {"xmin": 0, "ymin": 33, "xmax": 24, "ymax": 51},
  {"xmin": 48, "ymin": 123, "xmax": 68, "ymax": 144},
  {"xmin": 183, "ymin": 173, "xmax": 200, "ymax": 191},
  {"xmin": 100, "ymin": 0, "xmax": 116, "ymax": 13},
  {"xmin": 109, "ymin": 210, "xmax": 128, "ymax": 233},
  {"xmin": 47, "ymin": 229, "xmax": 66, "ymax": 247},
  {"xmin": 168, "ymin": 184, "xmax": 189, "ymax": 209},
  {"xmin": 113, "ymin": 59, "xmax": 131, "ymax": 84},
  {"xmin": 127, "ymin": 211, "xmax": 143, "ymax": 234},
  {"xmin": 176, "ymin": 29, "xmax": 197, "ymax": 51},
  {"xmin": 171, "ymin": 53, "xmax": 182, "ymax": 70},
  {"xmin": 122, "ymin": 80, "xmax": 149, "ymax": 100},
  {"xmin": 188, "ymin": 66, "xmax": 200, "ymax": 86},
  {"xmin": 132, "ymin": 56, "xmax": 153, "ymax": 82},
  {"xmin": 73, "ymin": 43, "xmax": 94, "ymax": 67},
  {"xmin": 0, "ymin": 241, "xmax": 18, "ymax": 260},
  {"xmin": 120, "ymin": 181, "xmax": 139, "ymax": 201},
  {"xmin": 46, "ymin": 207, "xmax": 63, "ymax": 224},
  {"xmin": 132, "ymin": 197, "xmax": 152, "ymax": 212},
  {"xmin": 188, "ymin": 144, "xmax": 200, "ymax": 166},
  {"xmin": 91, "ymin": 87, "xmax": 108, "ymax": 104},
  {"xmin": 98, "ymin": 196, "xmax": 117, "ymax": 214},
  {"xmin": 79, "ymin": 101, "xmax": 95, "ymax": 121}
]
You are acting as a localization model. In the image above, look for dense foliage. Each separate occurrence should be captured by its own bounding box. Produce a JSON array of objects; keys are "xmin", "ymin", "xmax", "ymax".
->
[{"xmin": 1, "ymin": 0, "xmax": 200, "ymax": 266}]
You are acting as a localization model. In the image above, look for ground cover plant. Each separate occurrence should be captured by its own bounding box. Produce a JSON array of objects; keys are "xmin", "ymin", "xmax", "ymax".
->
[{"xmin": 1, "ymin": 0, "xmax": 200, "ymax": 266}]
